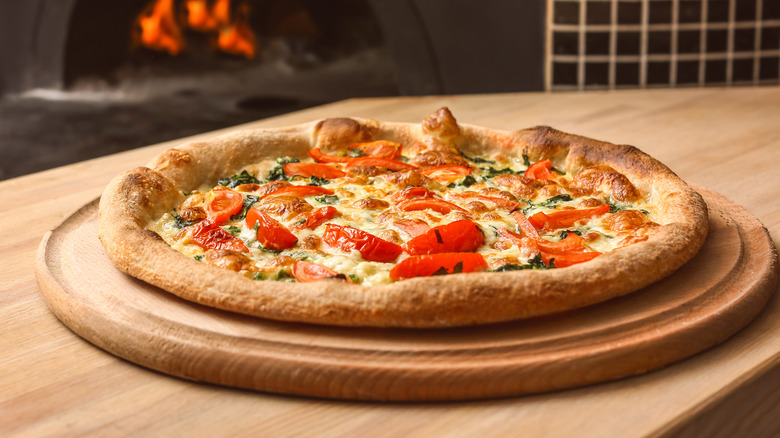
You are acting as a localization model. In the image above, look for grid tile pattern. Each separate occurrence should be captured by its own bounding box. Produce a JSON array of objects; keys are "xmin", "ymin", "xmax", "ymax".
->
[{"xmin": 546, "ymin": 0, "xmax": 780, "ymax": 90}]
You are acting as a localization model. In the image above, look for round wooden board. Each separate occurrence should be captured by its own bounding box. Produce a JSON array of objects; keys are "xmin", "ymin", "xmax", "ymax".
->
[{"xmin": 36, "ymin": 188, "xmax": 779, "ymax": 401}]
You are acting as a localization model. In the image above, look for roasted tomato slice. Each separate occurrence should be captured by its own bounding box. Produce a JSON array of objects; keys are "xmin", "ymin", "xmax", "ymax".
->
[
  {"xmin": 535, "ymin": 232, "xmax": 587, "ymax": 254},
  {"xmin": 292, "ymin": 260, "xmax": 350, "ymax": 282},
  {"xmin": 511, "ymin": 211, "xmax": 541, "ymax": 239},
  {"xmin": 345, "ymin": 157, "xmax": 418, "ymax": 171},
  {"xmin": 541, "ymin": 250, "xmax": 601, "ymax": 268},
  {"xmin": 283, "ymin": 162, "xmax": 347, "ymax": 179},
  {"xmin": 403, "ymin": 219, "xmax": 484, "ymax": 255},
  {"xmin": 389, "ymin": 253, "xmax": 488, "ymax": 280},
  {"xmin": 307, "ymin": 148, "xmax": 352, "ymax": 164},
  {"xmin": 322, "ymin": 224, "xmax": 403, "ymax": 263},
  {"xmin": 245, "ymin": 207, "xmax": 298, "ymax": 251},
  {"xmin": 293, "ymin": 206, "xmax": 340, "ymax": 231},
  {"xmin": 392, "ymin": 218, "xmax": 431, "ymax": 237},
  {"xmin": 205, "ymin": 187, "xmax": 244, "ymax": 225},
  {"xmin": 398, "ymin": 198, "xmax": 467, "ymax": 215},
  {"xmin": 263, "ymin": 185, "xmax": 335, "ymax": 199},
  {"xmin": 419, "ymin": 165, "xmax": 472, "ymax": 182},
  {"xmin": 391, "ymin": 186, "xmax": 437, "ymax": 203},
  {"xmin": 350, "ymin": 140, "xmax": 403, "ymax": 160},
  {"xmin": 529, "ymin": 204, "xmax": 610, "ymax": 230},
  {"xmin": 189, "ymin": 221, "xmax": 249, "ymax": 253},
  {"xmin": 524, "ymin": 159, "xmax": 554, "ymax": 180},
  {"xmin": 496, "ymin": 228, "xmax": 540, "ymax": 253}
]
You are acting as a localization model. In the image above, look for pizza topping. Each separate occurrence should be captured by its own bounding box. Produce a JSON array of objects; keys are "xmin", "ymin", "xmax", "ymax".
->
[
  {"xmin": 205, "ymin": 187, "xmax": 245, "ymax": 225},
  {"xmin": 323, "ymin": 224, "xmax": 403, "ymax": 263},
  {"xmin": 389, "ymin": 253, "xmax": 487, "ymax": 280},
  {"xmin": 403, "ymin": 220, "xmax": 484, "ymax": 255},
  {"xmin": 151, "ymin": 108, "xmax": 659, "ymax": 286},
  {"xmin": 246, "ymin": 207, "xmax": 298, "ymax": 251},
  {"xmin": 292, "ymin": 260, "xmax": 351, "ymax": 282}
]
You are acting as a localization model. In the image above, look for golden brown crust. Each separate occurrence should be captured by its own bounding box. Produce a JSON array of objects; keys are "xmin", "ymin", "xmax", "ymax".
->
[{"xmin": 98, "ymin": 109, "xmax": 708, "ymax": 328}]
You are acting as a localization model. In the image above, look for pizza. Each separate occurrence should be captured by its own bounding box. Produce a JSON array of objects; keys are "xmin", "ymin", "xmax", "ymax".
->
[{"xmin": 98, "ymin": 107, "xmax": 708, "ymax": 327}]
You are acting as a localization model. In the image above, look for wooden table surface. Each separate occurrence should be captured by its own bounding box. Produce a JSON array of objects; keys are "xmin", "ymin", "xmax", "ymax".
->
[{"xmin": 2, "ymin": 87, "xmax": 779, "ymax": 437}]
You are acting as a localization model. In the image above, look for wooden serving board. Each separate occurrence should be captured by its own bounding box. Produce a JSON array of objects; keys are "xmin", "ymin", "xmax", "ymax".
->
[{"xmin": 35, "ymin": 188, "xmax": 778, "ymax": 402}]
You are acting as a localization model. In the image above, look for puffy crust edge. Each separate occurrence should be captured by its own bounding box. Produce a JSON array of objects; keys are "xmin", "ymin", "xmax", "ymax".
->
[{"xmin": 98, "ymin": 118, "xmax": 708, "ymax": 328}]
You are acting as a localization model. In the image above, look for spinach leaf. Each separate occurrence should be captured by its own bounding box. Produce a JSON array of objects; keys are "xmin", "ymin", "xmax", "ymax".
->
[
  {"xmin": 218, "ymin": 170, "xmax": 260, "ymax": 188},
  {"xmin": 481, "ymin": 166, "xmax": 523, "ymax": 179},
  {"xmin": 540, "ymin": 194, "xmax": 573, "ymax": 208},
  {"xmin": 461, "ymin": 152, "xmax": 495, "ymax": 164},
  {"xmin": 223, "ymin": 225, "xmax": 242, "ymax": 236},
  {"xmin": 173, "ymin": 214, "xmax": 196, "ymax": 229},
  {"xmin": 309, "ymin": 176, "xmax": 330, "ymax": 186},
  {"xmin": 231, "ymin": 195, "xmax": 258, "ymax": 221},
  {"xmin": 315, "ymin": 195, "xmax": 339, "ymax": 205},
  {"xmin": 194, "ymin": 255, "xmax": 204, "ymax": 262},
  {"xmin": 522, "ymin": 149, "xmax": 531, "ymax": 167},
  {"xmin": 493, "ymin": 253, "xmax": 556, "ymax": 271},
  {"xmin": 267, "ymin": 156, "xmax": 300, "ymax": 181}
]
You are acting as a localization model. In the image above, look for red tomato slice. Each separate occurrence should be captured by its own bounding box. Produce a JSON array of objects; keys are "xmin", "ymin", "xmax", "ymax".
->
[
  {"xmin": 389, "ymin": 253, "xmax": 488, "ymax": 280},
  {"xmin": 511, "ymin": 211, "xmax": 541, "ymax": 239},
  {"xmin": 419, "ymin": 165, "xmax": 472, "ymax": 182},
  {"xmin": 245, "ymin": 207, "xmax": 298, "ymax": 251},
  {"xmin": 535, "ymin": 232, "xmax": 587, "ymax": 254},
  {"xmin": 450, "ymin": 192, "xmax": 519, "ymax": 211},
  {"xmin": 351, "ymin": 140, "xmax": 402, "ymax": 160},
  {"xmin": 398, "ymin": 198, "xmax": 467, "ymax": 215},
  {"xmin": 496, "ymin": 228, "xmax": 540, "ymax": 253},
  {"xmin": 284, "ymin": 162, "xmax": 347, "ymax": 179},
  {"xmin": 391, "ymin": 187, "xmax": 437, "ymax": 203},
  {"xmin": 541, "ymin": 250, "xmax": 601, "ymax": 267},
  {"xmin": 307, "ymin": 148, "xmax": 351, "ymax": 164},
  {"xmin": 392, "ymin": 218, "xmax": 431, "ymax": 237},
  {"xmin": 189, "ymin": 221, "xmax": 249, "ymax": 253},
  {"xmin": 205, "ymin": 187, "xmax": 244, "ymax": 225},
  {"xmin": 525, "ymin": 159, "xmax": 554, "ymax": 180},
  {"xmin": 528, "ymin": 204, "xmax": 610, "ymax": 231},
  {"xmin": 322, "ymin": 224, "xmax": 403, "ymax": 263},
  {"xmin": 262, "ymin": 185, "xmax": 334, "ymax": 199},
  {"xmin": 293, "ymin": 206, "xmax": 340, "ymax": 231},
  {"xmin": 403, "ymin": 219, "xmax": 484, "ymax": 255},
  {"xmin": 345, "ymin": 157, "xmax": 418, "ymax": 171},
  {"xmin": 292, "ymin": 260, "xmax": 350, "ymax": 282}
]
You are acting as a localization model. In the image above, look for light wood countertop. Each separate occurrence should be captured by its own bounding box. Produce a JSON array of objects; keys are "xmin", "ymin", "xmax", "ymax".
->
[{"xmin": 2, "ymin": 87, "xmax": 779, "ymax": 437}]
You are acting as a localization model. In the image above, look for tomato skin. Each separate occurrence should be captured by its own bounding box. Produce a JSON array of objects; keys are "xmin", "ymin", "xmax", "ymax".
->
[
  {"xmin": 263, "ymin": 185, "xmax": 334, "ymax": 199},
  {"xmin": 307, "ymin": 148, "xmax": 351, "ymax": 164},
  {"xmin": 541, "ymin": 251, "xmax": 601, "ymax": 267},
  {"xmin": 391, "ymin": 186, "xmax": 437, "ymax": 203},
  {"xmin": 292, "ymin": 260, "xmax": 350, "ymax": 282},
  {"xmin": 293, "ymin": 206, "xmax": 340, "ymax": 231},
  {"xmin": 398, "ymin": 198, "xmax": 467, "ymax": 215},
  {"xmin": 245, "ymin": 207, "xmax": 298, "ymax": 251},
  {"xmin": 284, "ymin": 162, "xmax": 347, "ymax": 179},
  {"xmin": 351, "ymin": 140, "xmax": 403, "ymax": 160},
  {"xmin": 205, "ymin": 187, "xmax": 244, "ymax": 225},
  {"xmin": 403, "ymin": 219, "xmax": 484, "ymax": 255},
  {"xmin": 322, "ymin": 224, "xmax": 403, "ymax": 263},
  {"xmin": 528, "ymin": 204, "xmax": 610, "ymax": 231},
  {"xmin": 389, "ymin": 253, "xmax": 487, "ymax": 280},
  {"xmin": 496, "ymin": 228, "xmax": 539, "ymax": 253},
  {"xmin": 524, "ymin": 159, "xmax": 554, "ymax": 180},
  {"xmin": 535, "ymin": 232, "xmax": 586, "ymax": 254},
  {"xmin": 392, "ymin": 218, "xmax": 431, "ymax": 237},
  {"xmin": 511, "ymin": 211, "xmax": 541, "ymax": 239},
  {"xmin": 345, "ymin": 157, "xmax": 418, "ymax": 171},
  {"xmin": 419, "ymin": 165, "xmax": 472, "ymax": 182},
  {"xmin": 189, "ymin": 221, "xmax": 249, "ymax": 253}
]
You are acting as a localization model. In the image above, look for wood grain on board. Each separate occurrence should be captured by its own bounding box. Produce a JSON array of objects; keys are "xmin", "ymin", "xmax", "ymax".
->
[{"xmin": 3, "ymin": 87, "xmax": 780, "ymax": 437}]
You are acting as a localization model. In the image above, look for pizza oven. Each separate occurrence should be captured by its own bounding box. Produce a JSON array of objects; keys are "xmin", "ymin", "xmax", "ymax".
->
[{"xmin": 0, "ymin": 0, "xmax": 543, "ymax": 180}]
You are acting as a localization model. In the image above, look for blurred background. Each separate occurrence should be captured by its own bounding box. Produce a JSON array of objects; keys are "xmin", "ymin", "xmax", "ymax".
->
[{"xmin": 1, "ymin": 0, "xmax": 778, "ymax": 180}]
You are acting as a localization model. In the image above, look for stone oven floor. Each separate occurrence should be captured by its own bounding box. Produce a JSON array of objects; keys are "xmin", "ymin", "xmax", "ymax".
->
[{"xmin": 0, "ymin": 48, "xmax": 398, "ymax": 181}]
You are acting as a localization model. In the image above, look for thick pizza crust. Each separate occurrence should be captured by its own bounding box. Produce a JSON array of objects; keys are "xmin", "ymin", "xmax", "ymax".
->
[{"xmin": 98, "ymin": 112, "xmax": 708, "ymax": 327}]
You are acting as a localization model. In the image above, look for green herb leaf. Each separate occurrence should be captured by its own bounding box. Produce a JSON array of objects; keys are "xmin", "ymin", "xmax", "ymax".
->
[
  {"xmin": 218, "ymin": 170, "xmax": 260, "ymax": 188},
  {"xmin": 347, "ymin": 273, "xmax": 362, "ymax": 284},
  {"xmin": 432, "ymin": 266, "xmax": 449, "ymax": 276},
  {"xmin": 231, "ymin": 195, "xmax": 258, "ymax": 221},
  {"xmin": 541, "ymin": 194, "xmax": 573, "ymax": 208},
  {"xmin": 309, "ymin": 176, "xmax": 330, "ymax": 186},
  {"xmin": 252, "ymin": 272, "xmax": 265, "ymax": 281},
  {"xmin": 194, "ymin": 255, "xmax": 204, "ymax": 262},
  {"xmin": 481, "ymin": 166, "xmax": 523, "ymax": 179},
  {"xmin": 493, "ymin": 253, "xmax": 556, "ymax": 271},
  {"xmin": 461, "ymin": 152, "xmax": 495, "ymax": 164},
  {"xmin": 267, "ymin": 156, "xmax": 300, "ymax": 181},
  {"xmin": 222, "ymin": 225, "xmax": 242, "ymax": 236},
  {"xmin": 522, "ymin": 149, "xmax": 531, "ymax": 167},
  {"xmin": 173, "ymin": 214, "xmax": 196, "ymax": 229},
  {"xmin": 315, "ymin": 194, "xmax": 339, "ymax": 205}
]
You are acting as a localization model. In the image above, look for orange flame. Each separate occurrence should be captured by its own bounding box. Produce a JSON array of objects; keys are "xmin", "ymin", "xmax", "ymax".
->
[
  {"xmin": 217, "ymin": 2, "xmax": 257, "ymax": 59},
  {"xmin": 136, "ymin": 0, "xmax": 184, "ymax": 55},
  {"xmin": 185, "ymin": 0, "xmax": 230, "ymax": 32}
]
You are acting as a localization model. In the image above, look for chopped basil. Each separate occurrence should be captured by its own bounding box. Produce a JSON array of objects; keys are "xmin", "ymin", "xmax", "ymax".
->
[
  {"xmin": 309, "ymin": 176, "xmax": 330, "ymax": 186},
  {"xmin": 432, "ymin": 266, "xmax": 449, "ymax": 276},
  {"xmin": 231, "ymin": 195, "xmax": 258, "ymax": 221},
  {"xmin": 267, "ymin": 156, "xmax": 300, "ymax": 181},
  {"xmin": 559, "ymin": 229, "xmax": 582, "ymax": 239},
  {"xmin": 173, "ymin": 213, "xmax": 196, "ymax": 229},
  {"xmin": 252, "ymin": 272, "xmax": 266, "ymax": 281},
  {"xmin": 347, "ymin": 273, "xmax": 362, "ymax": 284},
  {"xmin": 452, "ymin": 261, "xmax": 464, "ymax": 274},
  {"xmin": 315, "ymin": 194, "xmax": 339, "ymax": 205},
  {"xmin": 457, "ymin": 174, "xmax": 478, "ymax": 187},
  {"xmin": 218, "ymin": 170, "xmax": 260, "ymax": 188},
  {"xmin": 522, "ymin": 149, "xmax": 531, "ymax": 167},
  {"xmin": 494, "ymin": 253, "xmax": 556, "ymax": 271},
  {"xmin": 223, "ymin": 225, "xmax": 242, "ymax": 236},
  {"xmin": 481, "ymin": 166, "xmax": 523, "ymax": 179},
  {"xmin": 541, "ymin": 194, "xmax": 573, "ymax": 208},
  {"xmin": 193, "ymin": 255, "xmax": 204, "ymax": 262},
  {"xmin": 461, "ymin": 152, "xmax": 495, "ymax": 164}
]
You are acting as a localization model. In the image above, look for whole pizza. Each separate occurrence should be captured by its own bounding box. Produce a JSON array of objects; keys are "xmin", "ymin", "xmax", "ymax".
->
[{"xmin": 98, "ymin": 108, "xmax": 708, "ymax": 327}]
